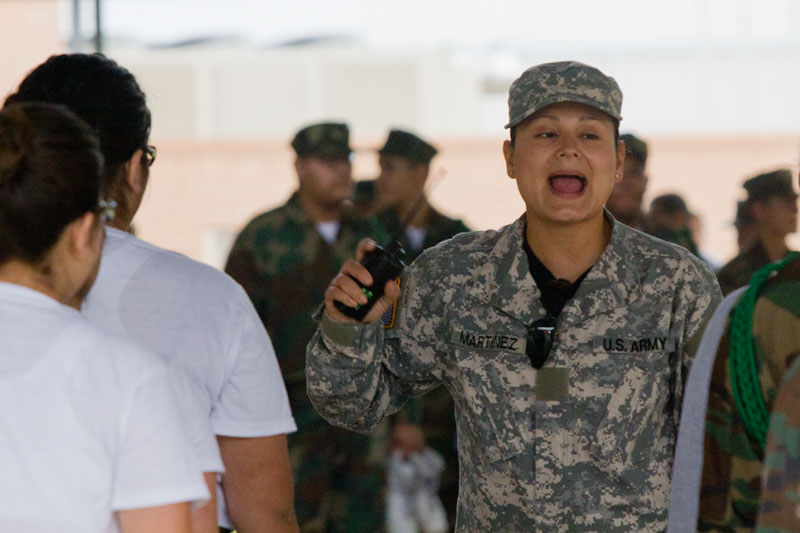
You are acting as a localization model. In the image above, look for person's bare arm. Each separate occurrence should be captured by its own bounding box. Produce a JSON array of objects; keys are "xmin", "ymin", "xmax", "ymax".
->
[
  {"xmin": 218, "ymin": 434, "xmax": 298, "ymax": 533},
  {"xmin": 189, "ymin": 472, "xmax": 218, "ymax": 533},
  {"xmin": 118, "ymin": 502, "xmax": 192, "ymax": 533}
]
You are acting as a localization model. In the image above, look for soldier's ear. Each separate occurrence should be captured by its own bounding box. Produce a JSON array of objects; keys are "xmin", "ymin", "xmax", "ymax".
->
[
  {"xmin": 615, "ymin": 140, "xmax": 625, "ymax": 181},
  {"xmin": 502, "ymin": 140, "xmax": 515, "ymax": 179}
]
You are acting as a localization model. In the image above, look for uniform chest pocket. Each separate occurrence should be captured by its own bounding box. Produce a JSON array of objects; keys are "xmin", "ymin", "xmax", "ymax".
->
[
  {"xmin": 585, "ymin": 354, "xmax": 671, "ymax": 472},
  {"xmin": 454, "ymin": 351, "xmax": 530, "ymax": 465}
]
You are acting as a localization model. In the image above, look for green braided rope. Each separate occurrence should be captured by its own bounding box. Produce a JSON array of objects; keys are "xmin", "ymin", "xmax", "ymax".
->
[{"xmin": 728, "ymin": 251, "xmax": 799, "ymax": 448}]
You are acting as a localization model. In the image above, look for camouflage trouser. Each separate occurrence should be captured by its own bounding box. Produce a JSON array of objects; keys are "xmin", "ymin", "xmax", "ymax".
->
[{"xmin": 290, "ymin": 415, "xmax": 388, "ymax": 533}]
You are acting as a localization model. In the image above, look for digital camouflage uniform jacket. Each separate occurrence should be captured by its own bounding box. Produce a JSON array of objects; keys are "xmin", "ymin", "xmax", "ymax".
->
[
  {"xmin": 225, "ymin": 192, "xmax": 389, "ymax": 532},
  {"xmin": 307, "ymin": 213, "xmax": 721, "ymax": 532},
  {"xmin": 699, "ymin": 256, "xmax": 800, "ymax": 532}
]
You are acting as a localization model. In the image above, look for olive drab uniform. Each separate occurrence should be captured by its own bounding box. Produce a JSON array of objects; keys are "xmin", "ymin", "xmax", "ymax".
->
[
  {"xmin": 306, "ymin": 212, "xmax": 721, "ymax": 532},
  {"xmin": 716, "ymin": 240, "xmax": 776, "ymax": 296},
  {"xmin": 225, "ymin": 192, "xmax": 389, "ymax": 532},
  {"xmin": 698, "ymin": 256, "xmax": 800, "ymax": 532}
]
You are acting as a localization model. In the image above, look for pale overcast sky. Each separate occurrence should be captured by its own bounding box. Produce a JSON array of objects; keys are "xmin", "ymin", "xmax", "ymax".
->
[{"xmin": 63, "ymin": 0, "xmax": 800, "ymax": 50}]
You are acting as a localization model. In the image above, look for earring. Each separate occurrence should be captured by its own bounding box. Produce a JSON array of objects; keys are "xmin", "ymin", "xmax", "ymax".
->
[{"xmin": 615, "ymin": 173, "xmax": 620, "ymax": 178}]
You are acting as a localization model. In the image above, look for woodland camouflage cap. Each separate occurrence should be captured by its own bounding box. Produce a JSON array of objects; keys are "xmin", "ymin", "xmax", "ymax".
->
[
  {"xmin": 291, "ymin": 122, "xmax": 351, "ymax": 158},
  {"xmin": 506, "ymin": 61, "xmax": 623, "ymax": 128}
]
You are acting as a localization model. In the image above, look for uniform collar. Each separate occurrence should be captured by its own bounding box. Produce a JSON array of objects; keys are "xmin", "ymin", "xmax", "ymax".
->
[
  {"xmin": 285, "ymin": 191, "xmax": 315, "ymax": 228},
  {"xmin": 466, "ymin": 215, "xmax": 542, "ymax": 327},
  {"xmin": 558, "ymin": 211, "xmax": 642, "ymax": 330},
  {"xmin": 285, "ymin": 190, "xmax": 361, "ymax": 230},
  {"xmin": 467, "ymin": 210, "xmax": 642, "ymax": 330}
]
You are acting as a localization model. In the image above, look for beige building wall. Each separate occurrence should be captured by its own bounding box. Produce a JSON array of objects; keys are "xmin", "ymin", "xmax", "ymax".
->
[
  {"xmin": 0, "ymin": 0, "xmax": 63, "ymax": 99},
  {"xmin": 110, "ymin": 46, "xmax": 480, "ymax": 140},
  {"xmin": 136, "ymin": 134, "xmax": 800, "ymax": 270}
]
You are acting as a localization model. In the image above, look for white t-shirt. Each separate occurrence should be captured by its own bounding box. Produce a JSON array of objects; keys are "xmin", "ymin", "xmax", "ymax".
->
[
  {"xmin": 315, "ymin": 220, "xmax": 340, "ymax": 245},
  {"xmin": 82, "ymin": 227, "xmax": 297, "ymax": 526},
  {"xmin": 404, "ymin": 226, "xmax": 427, "ymax": 253},
  {"xmin": 0, "ymin": 282, "xmax": 208, "ymax": 532}
]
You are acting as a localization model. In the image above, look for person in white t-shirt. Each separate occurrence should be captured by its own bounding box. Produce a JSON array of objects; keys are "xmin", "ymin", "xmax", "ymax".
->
[
  {"xmin": 0, "ymin": 102, "xmax": 208, "ymax": 532},
  {"xmin": 6, "ymin": 54, "xmax": 300, "ymax": 533}
]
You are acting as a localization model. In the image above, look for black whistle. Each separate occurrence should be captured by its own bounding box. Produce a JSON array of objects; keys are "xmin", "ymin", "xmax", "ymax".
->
[{"xmin": 334, "ymin": 240, "xmax": 406, "ymax": 321}]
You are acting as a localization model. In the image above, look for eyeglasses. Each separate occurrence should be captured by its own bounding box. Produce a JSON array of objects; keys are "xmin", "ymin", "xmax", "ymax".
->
[
  {"xmin": 526, "ymin": 314, "xmax": 556, "ymax": 369},
  {"xmin": 98, "ymin": 199, "xmax": 117, "ymax": 224},
  {"xmin": 143, "ymin": 145, "xmax": 157, "ymax": 168}
]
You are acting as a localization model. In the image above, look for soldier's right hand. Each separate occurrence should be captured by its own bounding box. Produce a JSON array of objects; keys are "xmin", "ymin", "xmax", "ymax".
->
[{"xmin": 324, "ymin": 238, "xmax": 402, "ymax": 324}]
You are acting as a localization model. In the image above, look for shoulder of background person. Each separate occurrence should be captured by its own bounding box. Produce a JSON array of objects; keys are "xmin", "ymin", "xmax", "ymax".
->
[
  {"xmin": 230, "ymin": 194, "xmax": 312, "ymax": 250},
  {"xmin": 425, "ymin": 207, "xmax": 471, "ymax": 238}
]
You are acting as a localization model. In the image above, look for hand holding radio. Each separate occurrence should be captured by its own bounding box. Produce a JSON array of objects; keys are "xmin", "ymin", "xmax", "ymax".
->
[
  {"xmin": 324, "ymin": 167, "xmax": 445, "ymax": 324},
  {"xmin": 325, "ymin": 238, "xmax": 404, "ymax": 324}
]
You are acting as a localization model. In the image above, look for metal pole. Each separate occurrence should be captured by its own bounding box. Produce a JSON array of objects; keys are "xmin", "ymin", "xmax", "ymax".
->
[
  {"xmin": 94, "ymin": 0, "xmax": 103, "ymax": 53},
  {"xmin": 70, "ymin": 0, "xmax": 81, "ymax": 52}
]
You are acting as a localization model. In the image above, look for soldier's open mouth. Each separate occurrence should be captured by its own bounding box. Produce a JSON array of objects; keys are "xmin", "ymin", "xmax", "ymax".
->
[{"xmin": 548, "ymin": 175, "xmax": 586, "ymax": 195}]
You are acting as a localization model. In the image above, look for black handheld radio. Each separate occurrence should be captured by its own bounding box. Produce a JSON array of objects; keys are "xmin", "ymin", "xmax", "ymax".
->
[{"xmin": 332, "ymin": 239, "xmax": 407, "ymax": 321}]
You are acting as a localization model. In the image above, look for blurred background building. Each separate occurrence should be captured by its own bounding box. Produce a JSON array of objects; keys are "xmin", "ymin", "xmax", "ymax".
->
[{"xmin": 2, "ymin": 0, "xmax": 799, "ymax": 268}]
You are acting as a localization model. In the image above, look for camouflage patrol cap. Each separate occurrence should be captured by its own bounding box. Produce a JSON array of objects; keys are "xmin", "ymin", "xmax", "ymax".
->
[
  {"xmin": 621, "ymin": 133, "xmax": 648, "ymax": 164},
  {"xmin": 291, "ymin": 122, "xmax": 351, "ymax": 158},
  {"xmin": 378, "ymin": 129, "xmax": 438, "ymax": 164},
  {"xmin": 743, "ymin": 169, "xmax": 798, "ymax": 201},
  {"xmin": 505, "ymin": 61, "xmax": 623, "ymax": 129}
]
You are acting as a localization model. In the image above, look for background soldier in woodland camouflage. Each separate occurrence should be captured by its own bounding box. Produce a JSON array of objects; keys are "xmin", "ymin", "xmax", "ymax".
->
[
  {"xmin": 669, "ymin": 170, "xmax": 800, "ymax": 533},
  {"xmin": 355, "ymin": 128, "xmax": 469, "ymax": 529},
  {"xmin": 605, "ymin": 132, "xmax": 648, "ymax": 231},
  {"xmin": 696, "ymin": 252, "xmax": 800, "ymax": 531},
  {"xmin": 716, "ymin": 170, "xmax": 798, "ymax": 295},
  {"xmin": 225, "ymin": 122, "xmax": 389, "ymax": 532},
  {"xmin": 355, "ymin": 129, "xmax": 470, "ymax": 256},
  {"xmin": 645, "ymin": 193, "xmax": 701, "ymax": 256},
  {"xmin": 307, "ymin": 61, "xmax": 721, "ymax": 531}
]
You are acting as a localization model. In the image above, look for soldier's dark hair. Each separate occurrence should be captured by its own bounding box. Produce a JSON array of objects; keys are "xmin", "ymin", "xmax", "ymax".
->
[
  {"xmin": 0, "ymin": 102, "xmax": 103, "ymax": 265},
  {"xmin": 509, "ymin": 118, "xmax": 620, "ymax": 148},
  {"xmin": 5, "ymin": 53, "xmax": 150, "ymax": 194}
]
